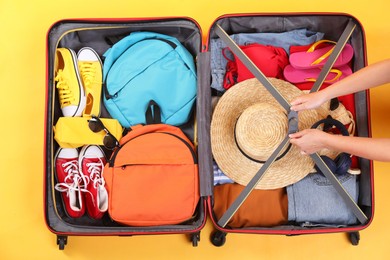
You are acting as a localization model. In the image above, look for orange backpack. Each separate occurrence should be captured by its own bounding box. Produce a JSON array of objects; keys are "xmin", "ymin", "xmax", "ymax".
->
[{"xmin": 104, "ymin": 122, "xmax": 199, "ymax": 226}]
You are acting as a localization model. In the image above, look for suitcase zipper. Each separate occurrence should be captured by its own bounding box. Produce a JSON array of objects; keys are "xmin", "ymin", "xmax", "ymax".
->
[
  {"xmin": 109, "ymin": 131, "xmax": 197, "ymax": 167},
  {"xmin": 53, "ymin": 23, "xmax": 197, "ymax": 83},
  {"xmin": 119, "ymin": 162, "xmax": 195, "ymax": 169},
  {"xmin": 54, "ymin": 23, "xmax": 198, "ymax": 51}
]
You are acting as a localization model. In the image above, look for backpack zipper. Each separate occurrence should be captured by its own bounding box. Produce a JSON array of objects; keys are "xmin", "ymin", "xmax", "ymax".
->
[{"xmin": 109, "ymin": 131, "xmax": 197, "ymax": 167}]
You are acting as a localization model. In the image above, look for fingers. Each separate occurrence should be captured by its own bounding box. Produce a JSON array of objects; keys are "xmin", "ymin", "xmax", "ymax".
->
[
  {"xmin": 289, "ymin": 131, "xmax": 309, "ymax": 156},
  {"xmin": 290, "ymin": 136, "xmax": 309, "ymax": 156},
  {"xmin": 290, "ymin": 97, "xmax": 304, "ymax": 106},
  {"xmin": 290, "ymin": 129, "xmax": 326, "ymax": 155},
  {"xmin": 289, "ymin": 131, "xmax": 304, "ymax": 139},
  {"xmin": 290, "ymin": 104, "xmax": 304, "ymax": 112},
  {"xmin": 290, "ymin": 97, "xmax": 308, "ymax": 112},
  {"xmin": 290, "ymin": 92, "xmax": 325, "ymax": 111}
]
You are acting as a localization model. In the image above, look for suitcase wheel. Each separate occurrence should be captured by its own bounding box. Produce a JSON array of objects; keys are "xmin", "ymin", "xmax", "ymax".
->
[
  {"xmin": 210, "ymin": 230, "xmax": 227, "ymax": 247},
  {"xmin": 190, "ymin": 232, "xmax": 200, "ymax": 247},
  {"xmin": 56, "ymin": 235, "xmax": 68, "ymax": 250},
  {"xmin": 348, "ymin": 231, "xmax": 360, "ymax": 246}
]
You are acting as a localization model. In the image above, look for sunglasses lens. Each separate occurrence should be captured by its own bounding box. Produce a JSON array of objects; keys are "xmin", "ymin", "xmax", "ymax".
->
[
  {"xmin": 89, "ymin": 116, "xmax": 118, "ymax": 149},
  {"xmin": 103, "ymin": 134, "xmax": 118, "ymax": 150},
  {"xmin": 89, "ymin": 119, "xmax": 104, "ymax": 133}
]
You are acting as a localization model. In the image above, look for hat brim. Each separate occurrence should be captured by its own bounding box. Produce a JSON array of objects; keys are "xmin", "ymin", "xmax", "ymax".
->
[{"xmin": 211, "ymin": 78, "xmax": 328, "ymax": 189}]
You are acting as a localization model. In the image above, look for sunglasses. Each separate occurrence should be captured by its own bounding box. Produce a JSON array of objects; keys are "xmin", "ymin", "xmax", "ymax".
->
[{"xmin": 88, "ymin": 115, "xmax": 120, "ymax": 150}]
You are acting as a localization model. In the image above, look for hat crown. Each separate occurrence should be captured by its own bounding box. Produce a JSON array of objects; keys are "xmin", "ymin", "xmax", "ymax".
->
[{"xmin": 235, "ymin": 103, "xmax": 287, "ymax": 161}]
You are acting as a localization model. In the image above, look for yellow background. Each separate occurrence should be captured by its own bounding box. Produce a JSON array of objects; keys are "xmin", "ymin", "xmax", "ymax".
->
[{"xmin": 1, "ymin": 0, "xmax": 390, "ymax": 259}]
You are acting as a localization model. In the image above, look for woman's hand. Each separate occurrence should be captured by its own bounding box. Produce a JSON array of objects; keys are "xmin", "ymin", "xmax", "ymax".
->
[
  {"xmin": 289, "ymin": 129, "xmax": 329, "ymax": 154},
  {"xmin": 290, "ymin": 91, "xmax": 328, "ymax": 111}
]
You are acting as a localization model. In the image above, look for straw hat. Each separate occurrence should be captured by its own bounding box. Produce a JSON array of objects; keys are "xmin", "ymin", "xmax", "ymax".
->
[{"xmin": 211, "ymin": 78, "xmax": 329, "ymax": 189}]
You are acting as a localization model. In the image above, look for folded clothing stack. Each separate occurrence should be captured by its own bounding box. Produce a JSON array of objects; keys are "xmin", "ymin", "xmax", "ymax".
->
[
  {"xmin": 213, "ymin": 163, "xmax": 359, "ymax": 228},
  {"xmin": 210, "ymin": 29, "xmax": 325, "ymax": 92}
]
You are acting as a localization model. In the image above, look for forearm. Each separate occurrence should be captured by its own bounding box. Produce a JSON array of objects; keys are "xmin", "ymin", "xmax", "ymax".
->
[
  {"xmin": 321, "ymin": 59, "xmax": 390, "ymax": 100},
  {"xmin": 323, "ymin": 134, "xmax": 390, "ymax": 162}
]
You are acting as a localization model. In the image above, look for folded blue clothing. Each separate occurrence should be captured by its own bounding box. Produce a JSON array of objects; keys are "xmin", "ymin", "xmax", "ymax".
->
[
  {"xmin": 210, "ymin": 29, "xmax": 325, "ymax": 92},
  {"xmin": 287, "ymin": 171, "xmax": 359, "ymax": 227},
  {"xmin": 213, "ymin": 162, "xmax": 235, "ymax": 186}
]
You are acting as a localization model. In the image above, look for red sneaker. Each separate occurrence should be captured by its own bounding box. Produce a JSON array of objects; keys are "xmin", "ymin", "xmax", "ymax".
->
[
  {"xmin": 79, "ymin": 145, "xmax": 108, "ymax": 219},
  {"xmin": 54, "ymin": 148, "xmax": 87, "ymax": 218}
]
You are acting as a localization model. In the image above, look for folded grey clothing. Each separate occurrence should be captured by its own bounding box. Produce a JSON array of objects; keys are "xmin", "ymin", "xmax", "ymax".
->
[
  {"xmin": 287, "ymin": 171, "xmax": 359, "ymax": 226},
  {"xmin": 210, "ymin": 28, "xmax": 325, "ymax": 92}
]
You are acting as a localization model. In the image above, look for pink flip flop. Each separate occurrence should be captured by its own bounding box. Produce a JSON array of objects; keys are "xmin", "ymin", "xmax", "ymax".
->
[
  {"xmin": 289, "ymin": 40, "xmax": 354, "ymax": 69},
  {"xmin": 283, "ymin": 64, "xmax": 352, "ymax": 84}
]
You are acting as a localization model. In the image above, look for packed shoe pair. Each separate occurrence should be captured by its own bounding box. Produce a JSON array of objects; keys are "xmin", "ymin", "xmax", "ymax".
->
[
  {"xmin": 54, "ymin": 145, "xmax": 108, "ymax": 219},
  {"xmin": 283, "ymin": 40, "xmax": 353, "ymax": 84},
  {"xmin": 54, "ymin": 47, "xmax": 103, "ymax": 117}
]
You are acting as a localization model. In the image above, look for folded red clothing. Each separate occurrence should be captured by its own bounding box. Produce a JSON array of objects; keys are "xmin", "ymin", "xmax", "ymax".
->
[{"xmin": 223, "ymin": 43, "xmax": 289, "ymax": 89}]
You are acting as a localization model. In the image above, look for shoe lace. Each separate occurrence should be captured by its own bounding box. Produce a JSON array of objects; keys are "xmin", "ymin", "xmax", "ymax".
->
[
  {"xmin": 85, "ymin": 158, "xmax": 105, "ymax": 189},
  {"xmin": 55, "ymin": 160, "xmax": 89, "ymax": 197},
  {"xmin": 79, "ymin": 62, "xmax": 97, "ymax": 87},
  {"xmin": 55, "ymin": 69, "xmax": 74, "ymax": 106}
]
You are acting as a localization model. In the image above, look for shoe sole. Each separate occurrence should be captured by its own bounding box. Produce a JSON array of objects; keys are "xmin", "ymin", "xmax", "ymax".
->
[
  {"xmin": 77, "ymin": 47, "xmax": 103, "ymax": 117},
  {"xmin": 67, "ymin": 48, "xmax": 86, "ymax": 117}
]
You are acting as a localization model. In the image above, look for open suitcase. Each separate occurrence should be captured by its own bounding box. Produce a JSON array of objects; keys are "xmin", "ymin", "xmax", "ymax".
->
[{"xmin": 44, "ymin": 13, "xmax": 373, "ymax": 250}]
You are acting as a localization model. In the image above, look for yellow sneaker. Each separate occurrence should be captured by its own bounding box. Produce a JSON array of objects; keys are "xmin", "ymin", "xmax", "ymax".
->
[
  {"xmin": 77, "ymin": 47, "xmax": 103, "ymax": 117},
  {"xmin": 55, "ymin": 48, "xmax": 86, "ymax": 117}
]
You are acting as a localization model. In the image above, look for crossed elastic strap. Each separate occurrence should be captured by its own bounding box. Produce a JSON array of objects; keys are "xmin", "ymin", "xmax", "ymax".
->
[{"xmin": 214, "ymin": 20, "xmax": 367, "ymax": 228}]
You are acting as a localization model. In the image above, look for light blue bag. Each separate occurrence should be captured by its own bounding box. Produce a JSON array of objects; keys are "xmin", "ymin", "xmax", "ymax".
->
[{"xmin": 103, "ymin": 31, "xmax": 197, "ymax": 128}]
